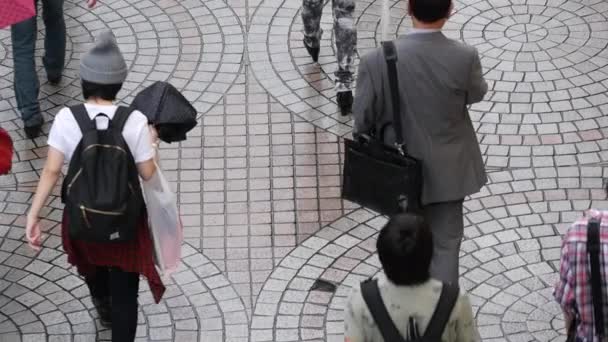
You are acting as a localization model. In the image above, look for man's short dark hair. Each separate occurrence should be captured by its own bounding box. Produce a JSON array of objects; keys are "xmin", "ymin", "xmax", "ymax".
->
[
  {"xmin": 377, "ymin": 214, "xmax": 433, "ymax": 286},
  {"xmin": 81, "ymin": 80, "xmax": 123, "ymax": 101},
  {"xmin": 409, "ymin": 0, "xmax": 452, "ymax": 23}
]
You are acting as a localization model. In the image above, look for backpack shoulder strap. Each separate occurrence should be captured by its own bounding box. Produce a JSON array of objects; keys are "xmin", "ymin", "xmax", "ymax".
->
[
  {"xmin": 423, "ymin": 283, "xmax": 460, "ymax": 340},
  {"xmin": 587, "ymin": 217, "xmax": 605, "ymax": 338},
  {"xmin": 69, "ymin": 104, "xmax": 95, "ymax": 134},
  {"xmin": 360, "ymin": 278, "xmax": 408, "ymax": 342},
  {"xmin": 112, "ymin": 106, "xmax": 135, "ymax": 132}
]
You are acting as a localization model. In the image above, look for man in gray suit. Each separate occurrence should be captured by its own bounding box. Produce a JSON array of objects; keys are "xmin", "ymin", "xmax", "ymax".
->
[{"xmin": 353, "ymin": 0, "xmax": 487, "ymax": 285}]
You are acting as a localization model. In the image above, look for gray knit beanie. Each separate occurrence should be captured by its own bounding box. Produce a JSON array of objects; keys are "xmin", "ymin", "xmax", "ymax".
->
[{"xmin": 80, "ymin": 30, "xmax": 128, "ymax": 84}]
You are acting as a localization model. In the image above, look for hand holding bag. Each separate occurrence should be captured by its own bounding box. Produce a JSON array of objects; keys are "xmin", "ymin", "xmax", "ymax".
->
[
  {"xmin": 342, "ymin": 41, "xmax": 422, "ymax": 215},
  {"xmin": 142, "ymin": 165, "xmax": 183, "ymax": 275},
  {"xmin": 131, "ymin": 81, "xmax": 198, "ymax": 143}
]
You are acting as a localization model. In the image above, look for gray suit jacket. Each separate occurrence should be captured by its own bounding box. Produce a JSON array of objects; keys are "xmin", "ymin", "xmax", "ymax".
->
[{"xmin": 353, "ymin": 32, "xmax": 488, "ymax": 205}]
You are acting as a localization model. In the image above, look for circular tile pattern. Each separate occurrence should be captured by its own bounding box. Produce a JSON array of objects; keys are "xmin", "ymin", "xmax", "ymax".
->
[
  {"xmin": 503, "ymin": 23, "xmax": 549, "ymax": 44},
  {"xmin": 366, "ymin": 0, "xmax": 608, "ymax": 167},
  {"xmin": 0, "ymin": 0, "xmax": 244, "ymax": 140},
  {"xmin": 249, "ymin": 0, "xmax": 608, "ymax": 169},
  {"xmin": 251, "ymin": 165, "xmax": 608, "ymax": 341},
  {"xmin": 250, "ymin": 208, "xmax": 383, "ymax": 342},
  {"xmin": 0, "ymin": 190, "xmax": 248, "ymax": 341},
  {"xmin": 486, "ymin": 283, "xmax": 564, "ymax": 342}
]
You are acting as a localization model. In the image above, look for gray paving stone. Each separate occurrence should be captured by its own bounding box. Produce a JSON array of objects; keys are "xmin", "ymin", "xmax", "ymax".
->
[{"xmin": 3, "ymin": 0, "xmax": 608, "ymax": 340}]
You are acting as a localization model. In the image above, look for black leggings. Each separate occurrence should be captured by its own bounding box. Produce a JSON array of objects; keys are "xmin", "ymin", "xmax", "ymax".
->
[{"xmin": 85, "ymin": 267, "xmax": 140, "ymax": 342}]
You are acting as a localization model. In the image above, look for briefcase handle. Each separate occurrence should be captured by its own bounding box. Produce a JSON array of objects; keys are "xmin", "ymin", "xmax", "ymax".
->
[{"xmin": 354, "ymin": 132, "xmax": 406, "ymax": 155}]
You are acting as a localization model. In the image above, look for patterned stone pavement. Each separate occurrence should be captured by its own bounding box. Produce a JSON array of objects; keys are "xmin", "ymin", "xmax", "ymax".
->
[{"xmin": 1, "ymin": 0, "xmax": 608, "ymax": 340}]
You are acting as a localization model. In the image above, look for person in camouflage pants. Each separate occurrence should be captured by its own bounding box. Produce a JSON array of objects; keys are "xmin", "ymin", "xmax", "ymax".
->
[{"xmin": 302, "ymin": 0, "xmax": 357, "ymax": 116}]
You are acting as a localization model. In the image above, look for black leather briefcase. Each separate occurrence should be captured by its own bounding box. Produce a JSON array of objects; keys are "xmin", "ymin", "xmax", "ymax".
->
[{"xmin": 342, "ymin": 41, "xmax": 422, "ymax": 216}]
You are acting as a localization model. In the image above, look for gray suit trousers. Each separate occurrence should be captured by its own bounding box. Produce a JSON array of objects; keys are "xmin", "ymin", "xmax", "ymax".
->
[{"xmin": 422, "ymin": 200, "xmax": 464, "ymax": 285}]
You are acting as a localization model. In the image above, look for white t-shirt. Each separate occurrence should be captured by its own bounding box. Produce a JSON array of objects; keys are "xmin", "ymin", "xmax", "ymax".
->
[{"xmin": 48, "ymin": 104, "xmax": 154, "ymax": 163}]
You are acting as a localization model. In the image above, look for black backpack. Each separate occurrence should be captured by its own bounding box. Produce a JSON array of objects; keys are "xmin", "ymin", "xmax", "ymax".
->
[
  {"xmin": 61, "ymin": 104, "xmax": 144, "ymax": 242},
  {"xmin": 360, "ymin": 278, "xmax": 459, "ymax": 342}
]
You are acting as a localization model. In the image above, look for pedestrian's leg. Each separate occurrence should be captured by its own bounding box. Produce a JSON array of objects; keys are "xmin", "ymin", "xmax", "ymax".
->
[
  {"xmin": 332, "ymin": 0, "xmax": 356, "ymax": 115},
  {"xmin": 10, "ymin": 11, "xmax": 43, "ymax": 129},
  {"xmin": 109, "ymin": 267, "xmax": 140, "ymax": 342},
  {"xmin": 423, "ymin": 200, "xmax": 464, "ymax": 285},
  {"xmin": 84, "ymin": 266, "xmax": 110, "ymax": 298},
  {"xmin": 302, "ymin": 0, "xmax": 324, "ymax": 61},
  {"xmin": 84, "ymin": 267, "xmax": 112, "ymax": 327},
  {"xmin": 41, "ymin": 0, "xmax": 66, "ymax": 83}
]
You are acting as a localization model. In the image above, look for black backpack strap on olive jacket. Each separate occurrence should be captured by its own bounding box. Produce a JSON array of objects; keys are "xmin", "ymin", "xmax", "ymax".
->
[
  {"xmin": 423, "ymin": 283, "xmax": 460, "ymax": 340},
  {"xmin": 361, "ymin": 278, "xmax": 407, "ymax": 342},
  {"xmin": 360, "ymin": 278, "xmax": 459, "ymax": 342}
]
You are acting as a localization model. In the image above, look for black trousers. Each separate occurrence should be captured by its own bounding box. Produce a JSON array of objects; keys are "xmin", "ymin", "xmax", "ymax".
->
[{"xmin": 85, "ymin": 266, "xmax": 140, "ymax": 342}]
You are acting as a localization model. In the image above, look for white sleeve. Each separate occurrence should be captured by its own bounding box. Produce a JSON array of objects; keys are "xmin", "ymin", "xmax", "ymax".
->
[
  {"xmin": 47, "ymin": 108, "xmax": 71, "ymax": 157},
  {"xmin": 128, "ymin": 111, "xmax": 155, "ymax": 163}
]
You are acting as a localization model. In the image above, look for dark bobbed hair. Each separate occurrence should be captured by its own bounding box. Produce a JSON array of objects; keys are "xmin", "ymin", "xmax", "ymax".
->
[
  {"xmin": 409, "ymin": 0, "xmax": 452, "ymax": 23},
  {"xmin": 81, "ymin": 80, "xmax": 123, "ymax": 101},
  {"xmin": 377, "ymin": 213, "xmax": 433, "ymax": 286}
]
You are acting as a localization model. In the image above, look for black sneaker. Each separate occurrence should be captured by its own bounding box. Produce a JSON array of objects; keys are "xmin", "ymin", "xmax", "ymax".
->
[
  {"xmin": 47, "ymin": 75, "xmax": 62, "ymax": 86},
  {"xmin": 92, "ymin": 297, "xmax": 112, "ymax": 328},
  {"xmin": 303, "ymin": 39, "xmax": 320, "ymax": 63},
  {"xmin": 337, "ymin": 91, "xmax": 353, "ymax": 116},
  {"xmin": 24, "ymin": 125, "xmax": 42, "ymax": 139}
]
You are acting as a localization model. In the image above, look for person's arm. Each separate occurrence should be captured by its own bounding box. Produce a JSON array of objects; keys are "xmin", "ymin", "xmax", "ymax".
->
[
  {"xmin": 563, "ymin": 309, "xmax": 574, "ymax": 332},
  {"xmin": 467, "ymin": 49, "xmax": 488, "ymax": 104},
  {"xmin": 26, "ymin": 147, "xmax": 65, "ymax": 250},
  {"xmin": 133, "ymin": 121, "xmax": 159, "ymax": 181},
  {"xmin": 554, "ymin": 234, "xmax": 576, "ymax": 329},
  {"xmin": 138, "ymin": 159, "xmax": 157, "ymax": 181},
  {"xmin": 150, "ymin": 125, "xmax": 160, "ymax": 164},
  {"xmin": 86, "ymin": 0, "xmax": 97, "ymax": 8},
  {"xmin": 352, "ymin": 53, "xmax": 379, "ymax": 136}
]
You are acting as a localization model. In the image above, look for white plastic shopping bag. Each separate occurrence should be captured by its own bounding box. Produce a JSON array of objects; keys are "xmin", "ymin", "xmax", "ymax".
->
[{"xmin": 142, "ymin": 165, "xmax": 183, "ymax": 275}]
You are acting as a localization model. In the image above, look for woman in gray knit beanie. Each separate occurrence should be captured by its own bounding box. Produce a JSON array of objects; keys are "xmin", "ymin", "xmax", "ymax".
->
[{"xmin": 26, "ymin": 29, "xmax": 163, "ymax": 342}]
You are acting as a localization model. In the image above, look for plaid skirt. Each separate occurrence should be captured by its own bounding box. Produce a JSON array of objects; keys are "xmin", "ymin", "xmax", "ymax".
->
[{"xmin": 61, "ymin": 212, "xmax": 165, "ymax": 303}]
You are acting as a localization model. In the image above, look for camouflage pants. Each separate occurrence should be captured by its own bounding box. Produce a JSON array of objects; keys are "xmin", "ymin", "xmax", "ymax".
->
[{"xmin": 302, "ymin": 0, "xmax": 357, "ymax": 92}]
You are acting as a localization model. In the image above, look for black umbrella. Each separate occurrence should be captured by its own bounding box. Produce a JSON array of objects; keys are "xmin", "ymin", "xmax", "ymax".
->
[{"xmin": 131, "ymin": 81, "xmax": 198, "ymax": 143}]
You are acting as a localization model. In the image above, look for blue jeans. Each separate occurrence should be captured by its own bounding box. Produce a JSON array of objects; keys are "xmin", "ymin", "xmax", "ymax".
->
[{"xmin": 11, "ymin": 0, "xmax": 66, "ymax": 127}]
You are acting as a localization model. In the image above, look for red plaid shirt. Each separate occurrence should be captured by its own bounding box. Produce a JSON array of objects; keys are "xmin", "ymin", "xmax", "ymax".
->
[
  {"xmin": 62, "ymin": 212, "xmax": 165, "ymax": 303},
  {"xmin": 554, "ymin": 209, "xmax": 608, "ymax": 342}
]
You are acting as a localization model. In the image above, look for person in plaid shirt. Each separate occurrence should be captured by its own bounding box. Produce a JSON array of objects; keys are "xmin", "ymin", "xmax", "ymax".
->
[{"xmin": 554, "ymin": 208, "xmax": 608, "ymax": 341}]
